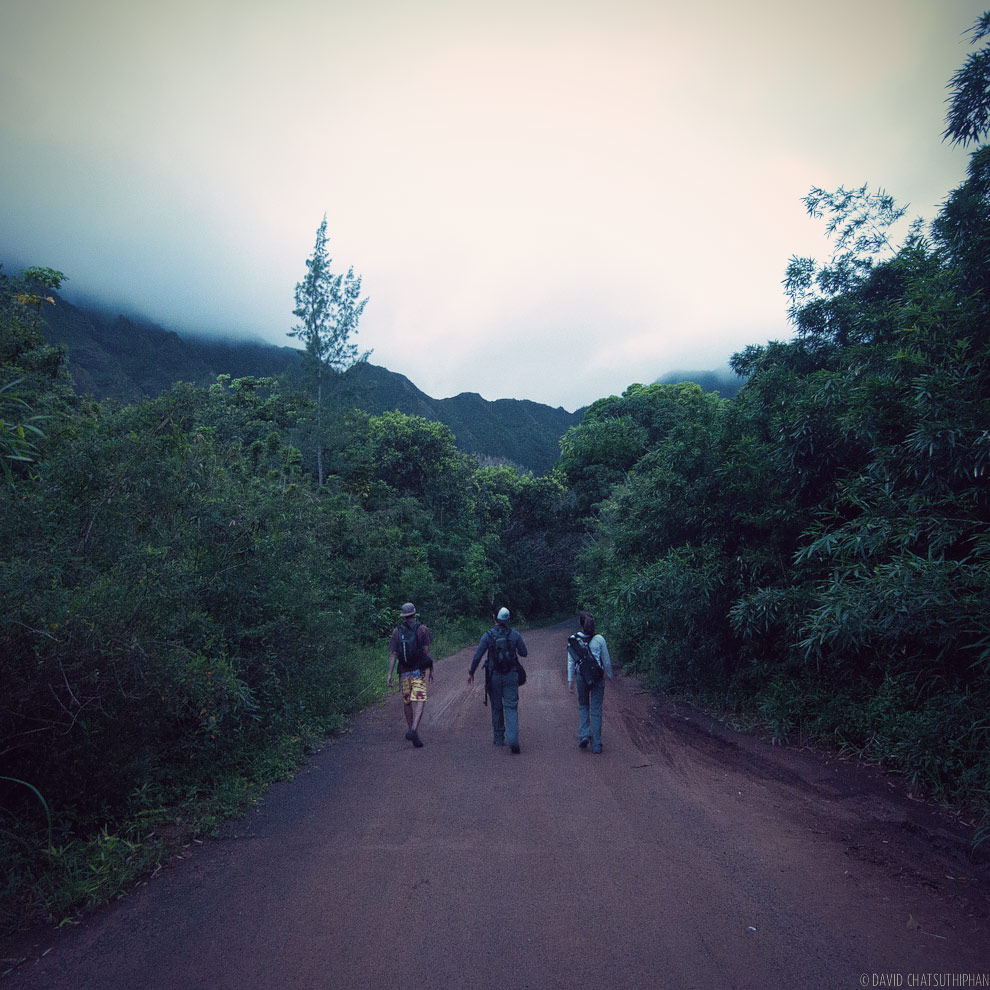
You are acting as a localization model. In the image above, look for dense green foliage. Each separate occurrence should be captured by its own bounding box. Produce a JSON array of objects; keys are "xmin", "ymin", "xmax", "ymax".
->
[
  {"xmin": 0, "ymin": 269, "xmax": 580, "ymax": 930},
  {"xmin": 5, "ymin": 12, "xmax": 989, "ymax": 935},
  {"xmin": 654, "ymin": 368, "xmax": 745, "ymax": 398},
  {"xmin": 564, "ymin": 25, "xmax": 990, "ymax": 818}
]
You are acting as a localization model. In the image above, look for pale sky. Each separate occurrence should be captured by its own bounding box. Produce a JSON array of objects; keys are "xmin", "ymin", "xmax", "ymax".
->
[{"xmin": 1, "ymin": 0, "xmax": 985, "ymax": 411}]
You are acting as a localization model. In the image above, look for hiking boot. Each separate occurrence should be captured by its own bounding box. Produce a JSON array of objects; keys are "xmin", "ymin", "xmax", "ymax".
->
[
  {"xmin": 510, "ymin": 744, "xmax": 520, "ymax": 754},
  {"xmin": 411, "ymin": 730, "xmax": 424, "ymax": 748},
  {"xmin": 405, "ymin": 729, "xmax": 414, "ymax": 741},
  {"xmin": 578, "ymin": 738, "xmax": 590, "ymax": 749}
]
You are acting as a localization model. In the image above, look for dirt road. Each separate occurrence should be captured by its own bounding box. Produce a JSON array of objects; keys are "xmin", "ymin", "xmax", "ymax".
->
[{"xmin": 5, "ymin": 621, "xmax": 989, "ymax": 989}]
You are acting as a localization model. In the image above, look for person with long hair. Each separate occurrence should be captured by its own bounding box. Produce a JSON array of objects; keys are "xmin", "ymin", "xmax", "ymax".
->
[{"xmin": 567, "ymin": 611, "xmax": 613, "ymax": 754}]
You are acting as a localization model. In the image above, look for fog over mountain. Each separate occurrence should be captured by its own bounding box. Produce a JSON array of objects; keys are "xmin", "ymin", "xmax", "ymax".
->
[
  {"xmin": 36, "ymin": 291, "xmax": 583, "ymax": 474},
  {"xmin": 34, "ymin": 287, "xmax": 753, "ymax": 474},
  {"xmin": 2, "ymin": 1, "xmax": 981, "ymax": 410}
]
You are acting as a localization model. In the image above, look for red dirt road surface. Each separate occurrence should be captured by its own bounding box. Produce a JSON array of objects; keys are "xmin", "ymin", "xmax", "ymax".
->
[{"xmin": 5, "ymin": 621, "xmax": 989, "ymax": 989}]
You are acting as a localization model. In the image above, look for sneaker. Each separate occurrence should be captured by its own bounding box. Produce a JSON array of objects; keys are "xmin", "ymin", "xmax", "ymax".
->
[
  {"xmin": 510, "ymin": 744, "xmax": 521, "ymax": 754},
  {"xmin": 411, "ymin": 730, "xmax": 424, "ymax": 748},
  {"xmin": 578, "ymin": 739, "xmax": 590, "ymax": 749}
]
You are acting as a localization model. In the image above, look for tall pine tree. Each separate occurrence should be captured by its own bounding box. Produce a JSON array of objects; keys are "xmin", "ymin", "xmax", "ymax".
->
[{"xmin": 288, "ymin": 216, "xmax": 369, "ymax": 485}]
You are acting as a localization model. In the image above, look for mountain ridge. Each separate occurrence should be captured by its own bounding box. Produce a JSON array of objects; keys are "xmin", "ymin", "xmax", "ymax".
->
[
  {"xmin": 37, "ymin": 292, "xmax": 581, "ymax": 473},
  {"xmin": 35, "ymin": 289, "xmax": 742, "ymax": 473}
]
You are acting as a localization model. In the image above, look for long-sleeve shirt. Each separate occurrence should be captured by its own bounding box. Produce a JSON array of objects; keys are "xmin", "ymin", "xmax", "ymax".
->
[
  {"xmin": 469, "ymin": 625, "xmax": 528, "ymax": 675},
  {"xmin": 567, "ymin": 633, "xmax": 613, "ymax": 682}
]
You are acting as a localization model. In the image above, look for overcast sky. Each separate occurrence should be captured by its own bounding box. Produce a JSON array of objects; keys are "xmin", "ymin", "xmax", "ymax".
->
[{"xmin": 1, "ymin": 1, "xmax": 985, "ymax": 411}]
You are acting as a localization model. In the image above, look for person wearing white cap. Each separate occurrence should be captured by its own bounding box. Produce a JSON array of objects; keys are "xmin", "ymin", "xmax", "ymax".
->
[
  {"xmin": 467, "ymin": 607, "xmax": 528, "ymax": 753},
  {"xmin": 387, "ymin": 602, "xmax": 434, "ymax": 747}
]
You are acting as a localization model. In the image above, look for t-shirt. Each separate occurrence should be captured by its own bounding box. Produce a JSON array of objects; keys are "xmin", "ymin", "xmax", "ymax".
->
[{"xmin": 389, "ymin": 621, "xmax": 433, "ymax": 675}]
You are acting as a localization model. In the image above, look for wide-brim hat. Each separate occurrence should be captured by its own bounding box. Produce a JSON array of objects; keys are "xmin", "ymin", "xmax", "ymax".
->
[{"xmin": 400, "ymin": 602, "xmax": 417, "ymax": 617}]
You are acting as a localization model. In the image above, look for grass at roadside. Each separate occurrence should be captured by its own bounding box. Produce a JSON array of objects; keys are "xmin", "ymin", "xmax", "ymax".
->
[{"xmin": 2, "ymin": 641, "xmax": 381, "ymax": 938}]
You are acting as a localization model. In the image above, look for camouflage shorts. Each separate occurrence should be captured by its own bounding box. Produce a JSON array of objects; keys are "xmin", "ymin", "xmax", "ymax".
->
[{"xmin": 400, "ymin": 675, "xmax": 427, "ymax": 703}]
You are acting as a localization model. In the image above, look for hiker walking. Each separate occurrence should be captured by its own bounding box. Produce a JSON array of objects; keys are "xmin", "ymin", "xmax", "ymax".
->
[
  {"xmin": 467, "ymin": 607, "xmax": 528, "ymax": 753},
  {"xmin": 567, "ymin": 611, "xmax": 613, "ymax": 754},
  {"xmin": 387, "ymin": 602, "xmax": 435, "ymax": 748}
]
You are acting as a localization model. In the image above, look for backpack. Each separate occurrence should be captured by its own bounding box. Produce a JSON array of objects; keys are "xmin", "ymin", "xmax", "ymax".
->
[
  {"xmin": 396, "ymin": 622, "xmax": 427, "ymax": 671},
  {"xmin": 489, "ymin": 626, "xmax": 517, "ymax": 675},
  {"xmin": 569, "ymin": 633, "xmax": 603, "ymax": 686}
]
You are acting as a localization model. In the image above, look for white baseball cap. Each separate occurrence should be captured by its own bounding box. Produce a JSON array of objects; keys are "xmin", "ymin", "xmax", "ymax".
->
[{"xmin": 496, "ymin": 607, "xmax": 510, "ymax": 621}]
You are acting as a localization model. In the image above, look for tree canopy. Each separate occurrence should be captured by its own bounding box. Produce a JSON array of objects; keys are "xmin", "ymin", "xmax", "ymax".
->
[{"xmin": 563, "ymin": 14, "xmax": 990, "ymax": 817}]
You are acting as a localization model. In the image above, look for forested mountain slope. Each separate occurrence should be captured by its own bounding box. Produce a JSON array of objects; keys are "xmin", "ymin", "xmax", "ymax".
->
[
  {"xmin": 38, "ymin": 296, "xmax": 303, "ymax": 402},
  {"xmin": 341, "ymin": 362, "xmax": 581, "ymax": 473},
  {"xmin": 38, "ymin": 294, "xmax": 581, "ymax": 473}
]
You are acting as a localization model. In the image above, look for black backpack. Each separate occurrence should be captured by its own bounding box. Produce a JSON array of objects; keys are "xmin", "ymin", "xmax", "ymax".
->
[
  {"xmin": 489, "ymin": 626, "xmax": 517, "ymax": 674},
  {"xmin": 397, "ymin": 622, "xmax": 428, "ymax": 671},
  {"xmin": 569, "ymin": 633, "xmax": 603, "ymax": 686}
]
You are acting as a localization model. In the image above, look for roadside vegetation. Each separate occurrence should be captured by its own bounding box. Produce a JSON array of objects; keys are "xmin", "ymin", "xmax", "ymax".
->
[
  {"xmin": 0, "ymin": 258, "xmax": 582, "ymax": 933},
  {"xmin": 565, "ymin": 15, "xmax": 990, "ymax": 837}
]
